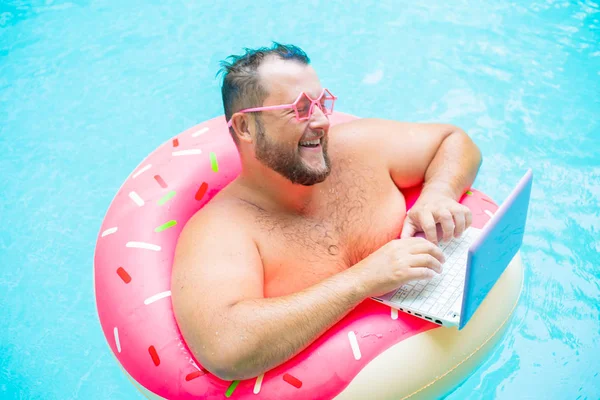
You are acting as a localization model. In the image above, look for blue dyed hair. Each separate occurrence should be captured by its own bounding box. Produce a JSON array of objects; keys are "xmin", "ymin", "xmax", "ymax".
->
[{"xmin": 217, "ymin": 42, "xmax": 311, "ymax": 141}]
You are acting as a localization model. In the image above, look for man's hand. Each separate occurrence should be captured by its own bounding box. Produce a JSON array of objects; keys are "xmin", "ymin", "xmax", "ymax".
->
[
  {"xmin": 350, "ymin": 237, "xmax": 445, "ymax": 297},
  {"xmin": 401, "ymin": 190, "xmax": 472, "ymax": 244}
]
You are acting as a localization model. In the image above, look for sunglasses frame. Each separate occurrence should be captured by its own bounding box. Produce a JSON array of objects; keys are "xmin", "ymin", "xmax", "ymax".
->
[{"xmin": 227, "ymin": 88, "xmax": 337, "ymax": 127}]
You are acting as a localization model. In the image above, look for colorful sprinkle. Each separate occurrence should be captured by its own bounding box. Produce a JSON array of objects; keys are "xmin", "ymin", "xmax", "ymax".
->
[
  {"xmin": 484, "ymin": 209, "xmax": 494, "ymax": 218},
  {"xmin": 113, "ymin": 327, "xmax": 121, "ymax": 353},
  {"xmin": 148, "ymin": 346, "xmax": 160, "ymax": 366},
  {"xmin": 391, "ymin": 308, "xmax": 398, "ymax": 320},
  {"xmin": 195, "ymin": 182, "xmax": 208, "ymax": 201},
  {"xmin": 283, "ymin": 373, "xmax": 302, "ymax": 388},
  {"xmin": 466, "ymin": 190, "xmax": 473, "ymax": 195},
  {"xmin": 101, "ymin": 227, "xmax": 118, "ymax": 237},
  {"xmin": 155, "ymin": 220, "xmax": 177, "ymax": 232},
  {"xmin": 173, "ymin": 149, "xmax": 202, "ymax": 156},
  {"xmin": 172, "ymin": 138, "xmax": 179, "ymax": 147},
  {"xmin": 133, "ymin": 164, "xmax": 152, "ymax": 178},
  {"xmin": 347, "ymin": 331, "xmax": 362, "ymax": 360},
  {"xmin": 144, "ymin": 290, "xmax": 172, "ymax": 305},
  {"xmin": 253, "ymin": 374, "xmax": 264, "ymax": 394},
  {"xmin": 154, "ymin": 175, "xmax": 168, "ymax": 188},
  {"xmin": 210, "ymin": 152, "xmax": 218, "ymax": 172},
  {"xmin": 126, "ymin": 241, "xmax": 161, "ymax": 251},
  {"xmin": 116, "ymin": 267, "xmax": 131, "ymax": 283},
  {"xmin": 128, "ymin": 191, "xmax": 145, "ymax": 207},
  {"xmin": 185, "ymin": 370, "xmax": 205, "ymax": 381},
  {"xmin": 192, "ymin": 127, "xmax": 209, "ymax": 137},
  {"xmin": 158, "ymin": 190, "xmax": 176, "ymax": 206},
  {"xmin": 225, "ymin": 380, "xmax": 240, "ymax": 398}
]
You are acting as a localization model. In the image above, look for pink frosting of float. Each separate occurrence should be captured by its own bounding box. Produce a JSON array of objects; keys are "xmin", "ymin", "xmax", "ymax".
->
[{"xmin": 94, "ymin": 112, "xmax": 499, "ymax": 399}]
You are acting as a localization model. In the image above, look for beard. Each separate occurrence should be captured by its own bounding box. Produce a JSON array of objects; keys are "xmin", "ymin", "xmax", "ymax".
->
[{"xmin": 254, "ymin": 117, "xmax": 331, "ymax": 186}]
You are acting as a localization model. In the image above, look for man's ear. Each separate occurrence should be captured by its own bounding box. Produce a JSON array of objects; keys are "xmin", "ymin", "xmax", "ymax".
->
[{"xmin": 230, "ymin": 114, "xmax": 253, "ymax": 144}]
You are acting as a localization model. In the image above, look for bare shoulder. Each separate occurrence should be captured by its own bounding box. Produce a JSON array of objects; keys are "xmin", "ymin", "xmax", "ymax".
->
[
  {"xmin": 172, "ymin": 191, "xmax": 264, "ymax": 311},
  {"xmin": 330, "ymin": 118, "xmax": 452, "ymax": 143},
  {"xmin": 172, "ymin": 192, "xmax": 261, "ymax": 279},
  {"xmin": 177, "ymin": 193, "xmax": 255, "ymax": 242},
  {"xmin": 327, "ymin": 118, "xmax": 414, "ymax": 167}
]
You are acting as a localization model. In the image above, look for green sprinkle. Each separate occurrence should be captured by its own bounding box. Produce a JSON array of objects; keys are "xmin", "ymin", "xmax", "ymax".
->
[
  {"xmin": 466, "ymin": 190, "xmax": 473, "ymax": 196},
  {"xmin": 225, "ymin": 380, "xmax": 240, "ymax": 398},
  {"xmin": 210, "ymin": 152, "xmax": 219, "ymax": 172},
  {"xmin": 157, "ymin": 190, "xmax": 176, "ymax": 206},
  {"xmin": 155, "ymin": 220, "xmax": 177, "ymax": 232}
]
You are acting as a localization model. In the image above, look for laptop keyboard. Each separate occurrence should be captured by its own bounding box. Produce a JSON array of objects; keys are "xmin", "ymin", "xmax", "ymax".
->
[{"xmin": 390, "ymin": 227, "xmax": 482, "ymax": 317}]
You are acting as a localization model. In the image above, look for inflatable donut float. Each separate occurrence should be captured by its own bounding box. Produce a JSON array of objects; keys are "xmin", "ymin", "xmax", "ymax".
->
[{"xmin": 94, "ymin": 112, "xmax": 524, "ymax": 399}]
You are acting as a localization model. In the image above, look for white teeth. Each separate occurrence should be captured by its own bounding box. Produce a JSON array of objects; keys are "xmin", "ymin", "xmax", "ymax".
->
[{"xmin": 300, "ymin": 139, "xmax": 320, "ymax": 146}]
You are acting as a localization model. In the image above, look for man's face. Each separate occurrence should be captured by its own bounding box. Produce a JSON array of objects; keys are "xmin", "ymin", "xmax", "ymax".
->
[{"xmin": 252, "ymin": 58, "xmax": 331, "ymax": 186}]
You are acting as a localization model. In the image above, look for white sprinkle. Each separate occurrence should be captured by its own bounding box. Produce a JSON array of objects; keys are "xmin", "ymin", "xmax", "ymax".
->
[
  {"xmin": 144, "ymin": 290, "xmax": 172, "ymax": 305},
  {"xmin": 192, "ymin": 127, "xmax": 209, "ymax": 137},
  {"xmin": 253, "ymin": 374, "xmax": 264, "ymax": 394},
  {"xmin": 114, "ymin": 327, "xmax": 121, "ymax": 353},
  {"xmin": 101, "ymin": 227, "xmax": 118, "ymax": 237},
  {"xmin": 347, "ymin": 331, "xmax": 361, "ymax": 360},
  {"xmin": 125, "ymin": 241, "xmax": 161, "ymax": 251},
  {"xmin": 191, "ymin": 361, "xmax": 201, "ymax": 371},
  {"xmin": 133, "ymin": 164, "xmax": 152, "ymax": 178},
  {"xmin": 172, "ymin": 149, "xmax": 202, "ymax": 156},
  {"xmin": 129, "ymin": 191, "xmax": 144, "ymax": 206},
  {"xmin": 484, "ymin": 209, "xmax": 494, "ymax": 218},
  {"xmin": 391, "ymin": 308, "xmax": 398, "ymax": 320}
]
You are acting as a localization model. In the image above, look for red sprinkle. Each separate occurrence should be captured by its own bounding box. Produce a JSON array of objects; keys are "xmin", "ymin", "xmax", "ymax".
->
[
  {"xmin": 148, "ymin": 346, "xmax": 160, "ymax": 366},
  {"xmin": 185, "ymin": 370, "xmax": 206, "ymax": 381},
  {"xmin": 283, "ymin": 373, "xmax": 302, "ymax": 388},
  {"xmin": 173, "ymin": 138, "xmax": 179, "ymax": 147},
  {"xmin": 195, "ymin": 182, "xmax": 208, "ymax": 201},
  {"xmin": 116, "ymin": 267, "xmax": 131, "ymax": 284},
  {"xmin": 154, "ymin": 175, "xmax": 168, "ymax": 188}
]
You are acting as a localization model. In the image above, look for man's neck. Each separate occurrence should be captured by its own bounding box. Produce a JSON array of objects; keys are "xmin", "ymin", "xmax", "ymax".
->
[{"xmin": 235, "ymin": 165, "xmax": 322, "ymax": 216}]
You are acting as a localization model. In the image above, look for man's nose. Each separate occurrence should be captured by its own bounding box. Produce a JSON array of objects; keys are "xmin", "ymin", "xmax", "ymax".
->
[{"xmin": 308, "ymin": 104, "xmax": 330, "ymax": 129}]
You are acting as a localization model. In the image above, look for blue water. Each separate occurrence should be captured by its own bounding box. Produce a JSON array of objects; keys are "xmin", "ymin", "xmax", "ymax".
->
[{"xmin": 1, "ymin": 0, "xmax": 599, "ymax": 399}]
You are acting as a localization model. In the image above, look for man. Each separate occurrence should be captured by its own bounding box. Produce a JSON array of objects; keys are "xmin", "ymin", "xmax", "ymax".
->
[{"xmin": 171, "ymin": 43, "xmax": 481, "ymax": 381}]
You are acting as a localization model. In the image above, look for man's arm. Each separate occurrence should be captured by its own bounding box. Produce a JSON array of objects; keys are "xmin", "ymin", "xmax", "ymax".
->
[
  {"xmin": 340, "ymin": 118, "xmax": 482, "ymax": 242},
  {"xmin": 171, "ymin": 207, "xmax": 366, "ymax": 381},
  {"xmin": 406, "ymin": 123, "xmax": 481, "ymax": 201}
]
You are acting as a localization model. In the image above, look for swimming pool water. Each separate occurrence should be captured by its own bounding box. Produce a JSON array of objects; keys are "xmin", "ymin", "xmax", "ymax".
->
[{"xmin": 1, "ymin": 0, "xmax": 599, "ymax": 399}]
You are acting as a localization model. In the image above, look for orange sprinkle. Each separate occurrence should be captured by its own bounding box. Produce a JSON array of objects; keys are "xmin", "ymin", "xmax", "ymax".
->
[
  {"xmin": 283, "ymin": 373, "xmax": 302, "ymax": 388},
  {"xmin": 148, "ymin": 346, "xmax": 160, "ymax": 366},
  {"xmin": 154, "ymin": 175, "xmax": 168, "ymax": 188},
  {"xmin": 195, "ymin": 182, "xmax": 208, "ymax": 201},
  {"xmin": 185, "ymin": 370, "xmax": 205, "ymax": 381},
  {"xmin": 116, "ymin": 267, "xmax": 131, "ymax": 284}
]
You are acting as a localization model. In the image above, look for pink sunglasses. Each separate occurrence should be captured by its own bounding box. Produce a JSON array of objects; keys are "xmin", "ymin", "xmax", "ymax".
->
[{"xmin": 227, "ymin": 88, "xmax": 337, "ymax": 128}]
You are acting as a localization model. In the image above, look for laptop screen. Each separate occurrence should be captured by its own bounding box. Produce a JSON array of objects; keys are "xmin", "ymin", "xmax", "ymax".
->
[{"xmin": 459, "ymin": 170, "xmax": 533, "ymax": 330}]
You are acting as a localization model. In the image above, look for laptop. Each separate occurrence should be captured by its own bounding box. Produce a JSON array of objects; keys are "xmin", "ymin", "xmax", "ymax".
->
[{"xmin": 373, "ymin": 169, "xmax": 533, "ymax": 330}]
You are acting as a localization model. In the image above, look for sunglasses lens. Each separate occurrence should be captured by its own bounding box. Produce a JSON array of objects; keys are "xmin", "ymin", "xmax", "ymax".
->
[
  {"xmin": 322, "ymin": 98, "xmax": 334, "ymax": 114},
  {"xmin": 320, "ymin": 90, "xmax": 335, "ymax": 115},
  {"xmin": 296, "ymin": 93, "xmax": 312, "ymax": 119}
]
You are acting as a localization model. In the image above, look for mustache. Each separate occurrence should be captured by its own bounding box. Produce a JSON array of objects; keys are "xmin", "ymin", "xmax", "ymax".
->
[{"xmin": 301, "ymin": 130, "xmax": 326, "ymax": 141}]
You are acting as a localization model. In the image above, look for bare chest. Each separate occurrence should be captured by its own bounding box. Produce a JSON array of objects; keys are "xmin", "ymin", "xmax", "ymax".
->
[{"xmin": 253, "ymin": 166, "xmax": 406, "ymax": 297}]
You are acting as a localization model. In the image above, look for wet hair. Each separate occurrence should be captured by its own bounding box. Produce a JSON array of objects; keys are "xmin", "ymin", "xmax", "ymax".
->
[{"xmin": 217, "ymin": 42, "xmax": 311, "ymax": 143}]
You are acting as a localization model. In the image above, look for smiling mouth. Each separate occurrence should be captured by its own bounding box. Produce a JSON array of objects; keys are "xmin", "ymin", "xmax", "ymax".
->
[{"xmin": 299, "ymin": 138, "xmax": 321, "ymax": 148}]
